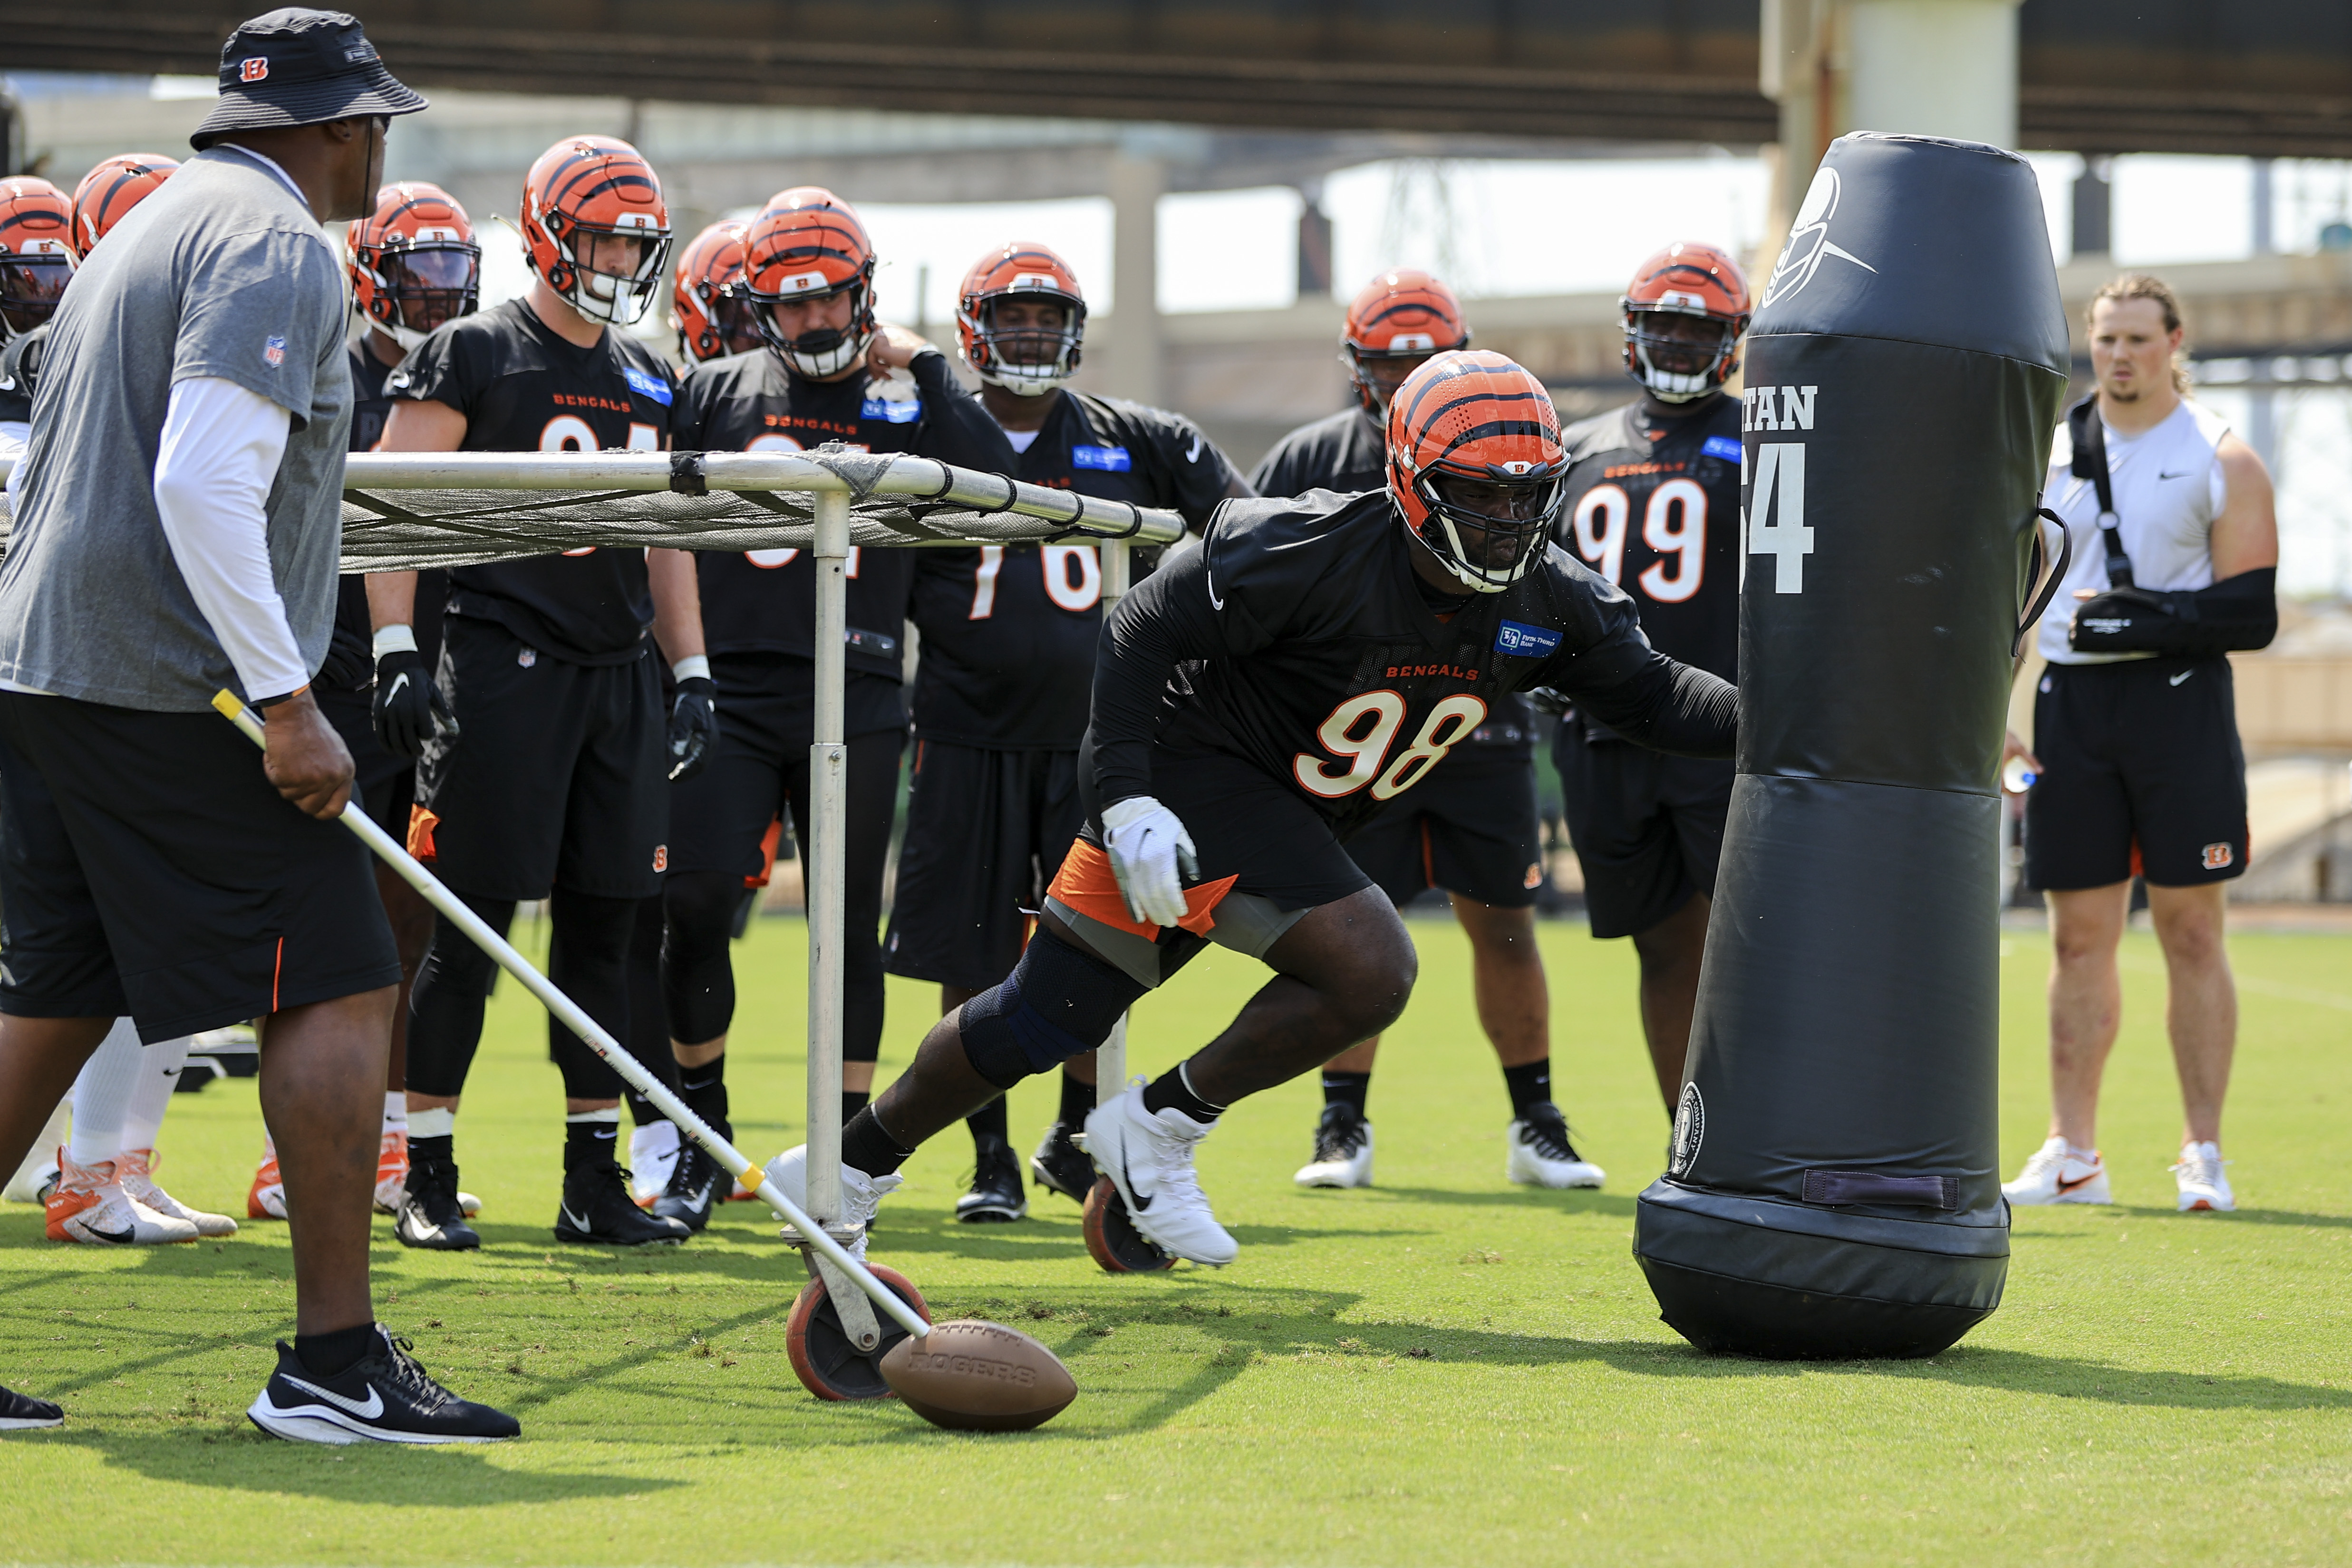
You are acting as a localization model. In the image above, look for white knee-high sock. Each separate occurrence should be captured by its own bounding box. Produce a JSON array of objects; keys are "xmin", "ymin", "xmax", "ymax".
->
[
  {"xmin": 68, "ymin": 1018, "xmax": 149, "ymax": 1165},
  {"xmin": 121, "ymin": 1036, "xmax": 193, "ymax": 1153}
]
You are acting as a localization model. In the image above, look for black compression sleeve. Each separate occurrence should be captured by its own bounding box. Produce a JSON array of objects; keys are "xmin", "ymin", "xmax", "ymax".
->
[
  {"xmin": 1089, "ymin": 546, "xmax": 1231, "ymax": 805},
  {"xmin": 1572, "ymin": 656, "xmax": 1739, "ymax": 759}
]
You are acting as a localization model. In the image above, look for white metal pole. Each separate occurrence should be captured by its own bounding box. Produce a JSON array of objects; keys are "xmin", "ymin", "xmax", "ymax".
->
[
  {"xmin": 807, "ymin": 487, "xmax": 851, "ymax": 1227},
  {"xmin": 1094, "ymin": 537, "xmax": 1135, "ymax": 1095}
]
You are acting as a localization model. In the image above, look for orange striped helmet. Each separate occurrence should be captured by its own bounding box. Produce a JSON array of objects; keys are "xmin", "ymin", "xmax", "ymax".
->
[
  {"xmin": 348, "ymin": 182, "xmax": 479, "ymax": 350},
  {"xmin": 956, "ymin": 241, "xmax": 1086, "ymax": 396},
  {"xmin": 1621, "ymin": 241, "xmax": 1750, "ymax": 402},
  {"xmin": 520, "ymin": 135, "xmax": 670, "ymax": 328},
  {"xmin": 0, "ymin": 177, "xmax": 74, "ymax": 345},
  {"xmin": 1343, "ymin": 270, "xmax": 1470, "ymax": 416},
  {"xmin": 741, "ymin": 186, "xmax": 877, "ymax": 379},
  {"xmin": 68, "ymin": 153, "xmax": 176, "ymax": 260},
  {"xmin": 672, "ymin": 221, "xmax": 760, "ymax": 364},
  {"xmin": 1386, "ymin": 350, "xmax": 1566, "ymax": 594}
]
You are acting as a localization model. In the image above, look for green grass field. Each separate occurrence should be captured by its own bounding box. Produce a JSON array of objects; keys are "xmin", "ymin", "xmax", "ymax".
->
[{"xmin": 2, "ymin": 914, "xmax": 2348, "ymax": 1566}]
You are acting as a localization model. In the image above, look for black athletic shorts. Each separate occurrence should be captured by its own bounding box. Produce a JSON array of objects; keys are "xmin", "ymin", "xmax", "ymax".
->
[
  {"xmin": 0, "ymin": 693, "xmax": 400, "ymax": 1040},
  {"xmin": 316, "ymin": 682, "xmax": 417, "ymax": 838},
  {"xmin": 413, "ymin": 614, "xmax": 667, "ymax": 901},
  {"xmin": 884, "ymin": 741, "xmax": 1082, "ymax": 991},
  {"xmin": 1344, "ymin": 744, "xmax": 1543, "ymax": 909},
  {"xmin": 1554, "ymin": 721, "xmax": 1735, "ymax": 939},
  {"xmin": 2026, "ymin": 654, "xmax": 2247, "ymax": 890}
]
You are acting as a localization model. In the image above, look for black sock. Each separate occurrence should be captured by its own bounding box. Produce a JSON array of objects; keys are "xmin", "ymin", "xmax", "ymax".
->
[
  {"xmin": 842, "ymin": 1089, "xmax": 870, "ymax": 1125},
  {"xmin": 966, "ymin": 1094, "xmax": 1008, "ymax": 1145},
  {"xmin": 1321, "ymin": 1070, "xmax": 1372, "ymax": 1118},
  {"xmin": 1502, "ymin": 1058, "xmax": 1553, "ymax": 1120},
  {"xmin": 678, "ymin": 1052, "xmax": 730, "ymax": 1139},
  {"xmin": 1058, "ymin": 1072, "xmax": 1095, "ymax": 1129},
  {"xmin": 410, "ymin": 1132, "xmax": 453, "ymax": 1167},
  {"xmin": 1141, "ymin": 1062, "xmax": 1225, "ymax": 1127},
  {"xmin": 295, "ymin": 1322, "xmax": 377, "ymax": 1379},
  {"xmin": 842, "ymin": 1105, "xmax": 915, "ymax": 1180},
  {"xmin": 564, "ymin": 1118, "xmax": 620, "ymax": 1173}
]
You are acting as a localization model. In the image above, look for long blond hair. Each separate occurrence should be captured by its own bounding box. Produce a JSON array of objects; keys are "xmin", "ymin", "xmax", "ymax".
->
[{"xmin": 2088, "ymin": 273, "xmax": 2193, "ymax": 395}]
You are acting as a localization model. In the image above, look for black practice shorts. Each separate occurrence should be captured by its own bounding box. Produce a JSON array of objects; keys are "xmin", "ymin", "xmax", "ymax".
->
[
  {"xmin": 316, "ymin": 682, "xmax": 417, "ymax": 838},
  {"xmin": 413, "ymin": 615, "xmax": 667, "ymax": 901},
  {"xmin": 1554, "ymin": 723, "xmax": 1735, "ymax": 939},
  {"xmin": 0, "ymin": 693, "xmax": 400, "ymax": 1040},
  {"xmin": 1343, "ymin": 744, "xmax": 1543, "ymax": 909},
  {"xmin": 2026, "ymin": 655, "xmax": 2247, "ymax": 890},
  {"xmin": 885, "ymin": 741, "xmax": 1083, "ymax": 991}
]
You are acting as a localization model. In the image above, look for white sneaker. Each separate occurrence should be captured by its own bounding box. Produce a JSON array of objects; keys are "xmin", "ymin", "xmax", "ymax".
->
[
  {"xmin": 1084, "ymin": 1086, "xmax": 1238, "ymax": 1267},
  {"xmin": 2002, "ymin": 1136, "xmax": 2112, "ymax": 1205},
  {"xmin": 762, "ymin": 1145, "xmax": 902, "ymax": 1262},
  {"xmin": 1294, "ymin": 1103, "xmax": 1374, "ymax": 1189},
  {"xmin": 1505, "ymin": 1103, "xmax": 1605, "ymax": 1189},
  {"xmin": 115, "ymin": 1149, "xmax": 237, "ymax": 1237},
  {"xmin": 631, "ymin": 1121, "xmax": 681, "ymax": 1204},
  {"xmin": 2172, "ymin": 1141, "xmax": 2235, "ymax": 1212},
  {"xmin": 45, "ymin": 1152, "xmax": 199, "ymax": 1245}
]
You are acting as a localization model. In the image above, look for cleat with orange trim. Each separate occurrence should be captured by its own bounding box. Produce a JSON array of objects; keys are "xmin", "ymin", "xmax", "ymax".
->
[
  {"xmin": 46, "ymin": 1152, "xmax": 198, "ymax": 1245},
  {"xmin": 374, "ymin": 1128, "xmax": 408, "ymax": 1215},
  {"xmin": 248, "ymin": 1140, "xmax": 288, "ymax": 1220},
  {"xmin": 116, "ymin": 1149, "xmax": 236, "ymax": 1237}
]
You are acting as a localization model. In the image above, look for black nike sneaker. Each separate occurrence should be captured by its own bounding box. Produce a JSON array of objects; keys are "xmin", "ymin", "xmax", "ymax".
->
[
  {"xmin": 1029, "ymin": 1121, "xmax": 1094, "ymax": 1204},
  {"xmin": 394, "ymin": 1149, "xmax": 480, "ymax": 1250},
  {"xmin": 955, "ymin": 1135, "xmax": 1027, "ymax": 1223},
  {"xmin": 0, "ymin": 1382, "xmax": 63, "ymax": 1430},
  {"xmin": 652, "ymin": 1141, "xmax": 724, "ymax": 1232},
  {"xmin": 246, "ymin": 1326, "xmax": 519, "ymax": 1444},
  {"xmin": 557, "ymin": 1159, "xmax": 690, "ymax": 1246},
  {"xmin": 1505, "ymin": 1101, "xmax": 1606, "ymax": 1190}
]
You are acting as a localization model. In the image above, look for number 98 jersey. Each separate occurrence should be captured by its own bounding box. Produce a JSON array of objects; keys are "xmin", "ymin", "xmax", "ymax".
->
[{"xmin": 1555, "ymin": 396, "xmax": 1743, "ymax": 686}]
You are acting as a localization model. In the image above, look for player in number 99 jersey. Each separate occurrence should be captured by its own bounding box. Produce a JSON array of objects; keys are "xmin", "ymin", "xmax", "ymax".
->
[
  {"xmin": 762, "ymin": 350, "xmax": 1735, "ymax": 1274},
  {"xmin": 1553, "ymin": 241, "xmax": 1749, "ymax": 1115}
]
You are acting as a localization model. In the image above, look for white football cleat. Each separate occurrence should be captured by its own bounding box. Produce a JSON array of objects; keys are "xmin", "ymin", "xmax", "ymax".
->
[
  {"xmin": 1505, "ymin": 1103, "xmax": 1605, "ymax": 1190},
  {"xmin": 1294, "ymin": 1104, "xmax": 1374, "ymax": 1189},
  {"xmin": 114, "ymin": 1148, "xmax": 236, "ymax": 1238},
  {"xmin": 631, "ymin": 1121, "xmax": 681, "ymax": 1205},
  {"xmin": 763, "ymin": 1145, "xmax": 901, "ymax": 1262},
  {"xmin": 45, "ymin": 1152, "xmax": 199, "ymax": 1245},
  {"xmin": 1084, "ymin": 1086, "xmax": 1238, "ymax": 1267},
  {"xmin": 2003, "ymin": 1136, "xmax": 2112, "ymax": 1205},
  {"xmin": 2172, "ymin": 1141, "xmax": 2235, "ymax": 1212}
]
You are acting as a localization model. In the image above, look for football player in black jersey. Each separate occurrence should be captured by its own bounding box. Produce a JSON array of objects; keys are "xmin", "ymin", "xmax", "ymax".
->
[
  {"xmin": 368, "ymin": 136, "xmax": 710, "ymax": 1252},
  {"xmin": 1554, "ymin": 242, "xmax": 1750, "ymax": 1113},
  {"xmin": 886, "ymin": 240, "xmax": 1251, "ymax": 1224},
  {"xmin": 0, "ymin": 176, "xmax": 72, "ymax": 450},
  {"xmin": 657, "ymin": 189, "xmax": 1006, "ymax": 1230},
  {"xmin": 763, "ymin": 350, "xmax": 1736, "ymax": 1271},
  {"xmin": 1253, "ymin": 270, "xmax": 1595, "ymax": 1195}
]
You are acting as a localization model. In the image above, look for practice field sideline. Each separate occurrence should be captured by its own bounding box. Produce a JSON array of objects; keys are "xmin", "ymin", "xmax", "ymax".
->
[{"xmin": 1, "ymin": 918, "xmax": 2346, "ymax": 1566}]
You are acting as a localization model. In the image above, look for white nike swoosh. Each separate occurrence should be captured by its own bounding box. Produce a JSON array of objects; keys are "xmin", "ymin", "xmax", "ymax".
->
[
  {"xmin": 561, "ymin": 1205, "xmax": 592, "ymax": 1230},
  {"xmin": 281, "ymin": 1373, "xmax": 383, "ymax": 1420},
  {"xmin": 2170, "ymin": 670, "xmax": 2193, "ymax": 686},
  {"xmin": 384, "ymin": 672, "xmax": 410, "ymax": 701},
  {"xmin": 1204, "ymin": 561, "xmax": 1224, "ymax": 611},
  {"xmin": 1186, "ymin": 435, "xmax": 1203, "ymax": 463}
]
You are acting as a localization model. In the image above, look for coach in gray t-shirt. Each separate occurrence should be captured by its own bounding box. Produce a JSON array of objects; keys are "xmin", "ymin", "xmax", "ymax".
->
[{"xmin": 0, "ymin": 8, "xmax": 517, "ymax": 1445}]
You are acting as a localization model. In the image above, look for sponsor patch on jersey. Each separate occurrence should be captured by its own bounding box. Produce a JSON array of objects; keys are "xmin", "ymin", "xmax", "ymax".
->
[
  {"xmin": 1072, "ymin": 444, "xmax": 1132, "ymax": 472},
  {"xmin": 621, "ymin": 365, "xmax": 673, "ymax": 407},
  {"xmin": 1494, "ymin": 620, "xmax": 1562, "ymax": 658},
  {"xmin": 860, "ymin": 395, "xmax": 922, "ymax": 424},
  {"xmin": 1702, "ymin": 435, "xmax": 1743, "ymax": 463}
]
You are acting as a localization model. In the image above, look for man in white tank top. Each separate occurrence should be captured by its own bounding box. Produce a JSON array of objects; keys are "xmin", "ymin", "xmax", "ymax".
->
[{"xmin": 2001, "ymin": 274, "xmax": 2277, "ymax": 1215}]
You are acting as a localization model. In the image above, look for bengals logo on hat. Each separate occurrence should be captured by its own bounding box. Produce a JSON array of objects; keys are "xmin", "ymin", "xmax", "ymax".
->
[{"xmin": 240, "ymin": 58, "xmax": 269, "ymax": 82}]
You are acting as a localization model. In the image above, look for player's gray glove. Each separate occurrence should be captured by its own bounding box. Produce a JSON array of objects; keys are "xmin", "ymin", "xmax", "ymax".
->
[
  {"xmin": 668, "ymin": 676, "xmax": 717, "ymax": 782},
  {"xmin": 372, "ymin": 646, "xmax": 456, "ymax": 759},
  {"xmin": 1100, "ymin": 795, "xmax": 1198, "ymax": 928}
]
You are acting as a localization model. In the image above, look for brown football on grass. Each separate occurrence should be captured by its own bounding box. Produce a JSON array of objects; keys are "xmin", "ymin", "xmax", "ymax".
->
[{"xmin": 879, "ymin": 1319, "xmax": 1077, "ymax": 1431}]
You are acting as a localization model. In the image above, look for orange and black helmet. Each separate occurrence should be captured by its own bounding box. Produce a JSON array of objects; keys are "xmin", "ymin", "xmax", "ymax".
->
[
  {"xmin": 1343, "ymin": 270, "xmax": 1470, "ymax": 415},
  {"xmin": 520, "ymin": 135, "xmax": 670, "ymax": 328},
  {"xmin": 956, "ymin": 241, "xmax": 1086, "ymax": 396},
  {"xmin": 740, "ymin": 186, "xmax": 877, "ymax": 379},
  {"xmin": 348, "ymin": 182, "xmax": 479, "ymax": 350},
  {"xmin": 1620, "ymin": 242, "xmax": 1750, "ymax": 402},
  {"xmin": 672, "ymin": 220, "xmax": 761, "ymax": 364},
  {"xmin": 68, "ymin": 153, "xmax": 176, "ymax": 259},
  {"xmin": 0, "ymin": 177, "xmax": 74, "ymax": 346},
  {"xmin": 1386, "ymin": 350, "xmax": 1567, "ymax": 594}
]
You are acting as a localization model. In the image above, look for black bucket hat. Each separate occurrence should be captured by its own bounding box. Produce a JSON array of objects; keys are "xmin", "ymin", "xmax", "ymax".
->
[{"xmin": 190, "ymin": 9, "xmax": 427, "ymax": 152}]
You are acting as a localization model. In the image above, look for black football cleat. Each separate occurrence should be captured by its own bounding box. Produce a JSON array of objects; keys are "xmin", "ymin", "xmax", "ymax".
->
[
  {"xmin": 395, "ymin": 1149, "xmax": 481, "ymax": 1250},
  {"xmin": 247, "ymin": 1326, "xmax": 519, "ymax": 1445},
  {"xmin": 0, "ymin": 1383, "xmax": 64, "ymax": 1430},
  {"xmin": 557, "ymin": 1159, "xmax": 690, "ymax": 1246},
  {"xmin": 652, "ymin": 1141, "xmax": 724, "ymax": 1232},
  {"xmin": 956, "ymin": 1135, "xmax": 1027, "ymax": 1223},
  {"xmin": 1029, "ymin": 1121, "xmax": 1094, "ymax": 1204}
]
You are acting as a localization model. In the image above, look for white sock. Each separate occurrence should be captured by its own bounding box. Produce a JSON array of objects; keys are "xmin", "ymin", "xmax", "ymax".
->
[
  {"xmin": 383, "ymin": 1091, "xmax": 408, "ymax": 1132},
  {"xmin": 409, "ymin": 1106, "xmax": 456, "ymax": 1140},
  {"xmin": 67, "ymin": 1019, "xmax": 148, "ymax": 1165},
  {"xmin": 120, "ymin": 1035, "xmax": 192, "ymax": 1154}
]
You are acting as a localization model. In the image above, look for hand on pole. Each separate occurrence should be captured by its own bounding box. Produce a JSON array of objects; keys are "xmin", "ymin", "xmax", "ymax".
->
[{"xmin": 259, "ymin": 688, "xmax": 357, "ymax": 820}]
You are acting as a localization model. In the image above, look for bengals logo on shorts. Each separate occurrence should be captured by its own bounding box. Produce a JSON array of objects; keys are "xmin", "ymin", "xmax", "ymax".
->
[
  {"xmin": 2202, "ymin": 842, "xmax": 2234, "ymax": 871},
  {"xmin": 1523, "ymin": 862, "xmax": 1543, "ymax": 891},
  {"xmin": 653, "ymin": 845, "xmax": 668, "ymax": 873}
]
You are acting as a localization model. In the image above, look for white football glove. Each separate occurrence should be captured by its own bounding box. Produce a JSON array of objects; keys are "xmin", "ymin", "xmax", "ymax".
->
[{"xmin": 1100, "ymin": 795, "xmax": 1199, "ymax": 929}]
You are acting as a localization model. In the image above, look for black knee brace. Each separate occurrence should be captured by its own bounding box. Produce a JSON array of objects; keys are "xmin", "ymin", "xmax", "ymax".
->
[{"xmin": 958, "ymin": 928, "xmax": 1148, "ymax": 1091}]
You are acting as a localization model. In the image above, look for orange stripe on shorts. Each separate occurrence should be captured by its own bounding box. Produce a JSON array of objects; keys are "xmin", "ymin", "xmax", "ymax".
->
[{"xmin": 1044, "ymin": 839, "xmax": 1236, "ymax": 939}]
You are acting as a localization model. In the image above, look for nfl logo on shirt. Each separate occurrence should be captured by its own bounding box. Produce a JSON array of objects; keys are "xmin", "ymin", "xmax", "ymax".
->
[{"xmin": 263, "ymin": 335, "xmax": 287, "ymax": 368}]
